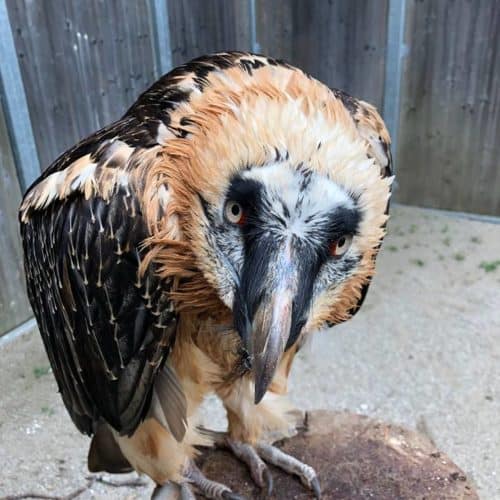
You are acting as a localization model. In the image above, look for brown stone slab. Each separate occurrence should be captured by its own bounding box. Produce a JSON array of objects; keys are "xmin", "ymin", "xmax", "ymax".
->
[{"xmin": 197, "ymin": 410, "xmax": 478, "ymax": 499}]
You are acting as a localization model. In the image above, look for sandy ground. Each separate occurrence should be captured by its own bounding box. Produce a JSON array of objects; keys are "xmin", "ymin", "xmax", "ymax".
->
[{"xmin": 0, "ymin": 204, "xmax": 499, "ymax": 499}]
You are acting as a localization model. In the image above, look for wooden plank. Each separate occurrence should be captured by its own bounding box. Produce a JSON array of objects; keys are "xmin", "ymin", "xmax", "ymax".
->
[
  {"xmin": 383, "ymin": 0, "xmax": 407, "ymax": 160},
  {"xmin": 0, "ymin": 0, "xmax": 40, "ymax": 190},
  {"xmin": 152, "ymin": 0, "xmax": 173, "ymax": 75},
  {"xmin": 396, "ymin": 0, "xmax": 500, "ymax": 215},
  {"xmin": 254, "ymin": 0, "xmax": 293, "ymax": 58},
  {"xmin": 0, "ymin": 101, "xmax": 32, "ymax": 335},
  {"xmin": 256, "ymin": 0, "xmax": 389, "ymax": 109},
  {"xmin": 6, "ymin": 0, "xmax": 159, "ymax": 170},
  {"xmin": 167, "ymin": 0, "xmax": 252, "ymax": 67}
]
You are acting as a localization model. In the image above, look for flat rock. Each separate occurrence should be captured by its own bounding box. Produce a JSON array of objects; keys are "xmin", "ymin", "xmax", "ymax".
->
[{"xmin": 197, "ymin": 410, "xmax": 477, "ymax": 500}]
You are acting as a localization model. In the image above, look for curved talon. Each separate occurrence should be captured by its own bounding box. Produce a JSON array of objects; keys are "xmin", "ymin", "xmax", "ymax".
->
[
  {"xmin": 152, "ymin": 482, "xmax": 184, "ymax": 500},
  {"xmin": 257, "ymin": 442, "xmax": 320, "ymax": 497},
  {"xmin": 311, "ymin": 476, "xmax": 322, "ymax": 499},
  {"xmin": 221, "ymin": 438, "xmax": 319, "ymax": 498},
  {"xmin": 185, "ymin": 460, "xmax": 243, "ymax": 499},
  {"xmin": 221, "ymin": 492, "xmax": 247, "ymax": 500},
  {"xmin": 180, "ymin": 483, "xmax": 197, "ymax": 500},
  {"xmin": 226, "ymin": 439, "xmax": 272, "ymax": 495},
  {"xmin": 262, "ymin": 466, "xmax": 274, "ymax": 496}
]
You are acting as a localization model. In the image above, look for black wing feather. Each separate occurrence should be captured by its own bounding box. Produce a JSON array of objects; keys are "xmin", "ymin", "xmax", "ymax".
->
[{"xmin": 22, "ymin": 186, "xmax": 176, "ymax": 435}]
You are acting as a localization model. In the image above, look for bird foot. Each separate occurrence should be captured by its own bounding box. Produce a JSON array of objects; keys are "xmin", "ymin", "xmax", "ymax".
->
[
  {"xmin": 152, "ymin": 438, "xmax": 319, "ymax": 499},
  {"xmin": 152, "ymin": 462, "xmax": 245, "ymax": 500},
  {"xmin": 224, "ymin": 438, "xmax": 321, "ymax": 498},
  {"xmin": 185, "ymin": 460, "xmax": 245, "ymax": 499},
  {"xmin": 226, "ymin": 440, "xmax": 273, "ymax": 494},
  {"xmin": 152, "ymin": 481, "xmax": 197, "ymax": 500}
]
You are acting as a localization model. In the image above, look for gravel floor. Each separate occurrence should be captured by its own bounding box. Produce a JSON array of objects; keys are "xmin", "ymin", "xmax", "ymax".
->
[{"xmin": 1, "ymin": 204, "xmax": 499, "ymax": 499}]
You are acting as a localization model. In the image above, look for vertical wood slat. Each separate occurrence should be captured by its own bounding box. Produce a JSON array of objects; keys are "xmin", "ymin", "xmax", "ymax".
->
[
  {"xmin": 6, "ymin": 0, "xmax": 159, "ymax": 170},
  {"xmin": 396, "ymin": 0, "xmax": 500, "ymax": 215},
  {"xmin": 0, "ymin": 100, "xmax": 32, "ymax": 335},
  {"xmin": 151, "ymin": 0, "xmax": 173, "ymax": 76},
  {"xmin": 0, "ymin": 0, "xmax": 40, "ymax": 191},
  {"xmin": 167, "ymin": 0, "xmax": 252, "ymax": 67},
  {"xmin": 383, "ymin": 0, "xmax": 407, "ymax": 161},
  {"xmin": 256, "ymin": 0, "xmax": 389, "ymax": 110}
]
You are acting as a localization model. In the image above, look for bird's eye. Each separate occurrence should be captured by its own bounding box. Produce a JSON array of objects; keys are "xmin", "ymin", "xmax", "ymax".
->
[
  {"xmin": 330, "ymin": 235, "xmax": 353, "ymax": 258},
  {"xmin": 225, "ymin": 200, "xmax": 245, "ymax": 225}
]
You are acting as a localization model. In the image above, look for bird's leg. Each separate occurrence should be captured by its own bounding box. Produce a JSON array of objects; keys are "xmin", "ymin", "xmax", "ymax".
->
[
  {"xmin": 225, "ymin": 439, "xmax": 273, "ymax": 494},
  {"xmin": 184, "ymin": 460, "xmax": 244, "ymax": 500},
  {"xmin": 152, "ymin": 481, "xmax": 197, "ymax": 500},
  {"xmin": 222, "ymin": 437, "xmax": 320, "ymax": 498},
  {"xmin": 218, "ymin": 371, "xmax": 321, "ymax": 498},
  {"xmin": 152, "ymin": 460, "xmax": 245, "ymax": 500},
  {"xmin": 256, "ymin": 441, "xmax": 320, "ymax": 497}
]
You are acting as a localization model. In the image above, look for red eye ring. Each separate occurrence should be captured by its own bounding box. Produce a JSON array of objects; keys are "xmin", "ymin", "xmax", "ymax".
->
[
  {"xmin": 330, "ymin": 235, "xmax": 353, "ymax": 257},
  {"xmin": 236, "ymin": 212, "xmax": 246, "ymax": 225},
  {"xmin": 329, "ymin": 241, "xmax": 338, "ymax": 256}
]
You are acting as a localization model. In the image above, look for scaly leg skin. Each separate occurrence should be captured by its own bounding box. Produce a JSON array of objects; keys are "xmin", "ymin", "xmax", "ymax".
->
[
  {"xmin": 257, "ymin": 442, "xmax": 321, "ymax": 498},
  {"xmin": 223, "ymin": 438, "xmax": 321, "ymax": 499},
  {"xmin": 218, "ymin": 368, "xmax": 321, "ymax": 499},
  {"xmin": 152, "ymin": 481, "xmax": 197, "ymax": 500},
  {"xmin": 152, "ymin": 461, "xmax": 245, "ymax": 500},
  {"xmin": 186, "ymin": 460, "xmax": 245, "ymax": 500},
  {"xmin": 226, "ymin": 439, "xmax": 274, "ymax": 495}
]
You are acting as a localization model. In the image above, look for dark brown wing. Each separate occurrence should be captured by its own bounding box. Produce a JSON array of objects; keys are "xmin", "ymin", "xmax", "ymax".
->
[
  {"xmin": 332, "ymin": 88, "xmax": 393, "ymax": 178},
  {"xmin": 20, "ymin": 142, "xmax": 177, "ymax": 437}
]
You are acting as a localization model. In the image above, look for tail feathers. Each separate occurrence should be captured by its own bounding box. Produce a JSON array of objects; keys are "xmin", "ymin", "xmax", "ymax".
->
[
  {"xmin": 88, "ymin": 424, "xmax": 133, "ymax": 473},
  {"xmin": 196, "ymin": 426, "xmax": 227, "ymax": 447}
]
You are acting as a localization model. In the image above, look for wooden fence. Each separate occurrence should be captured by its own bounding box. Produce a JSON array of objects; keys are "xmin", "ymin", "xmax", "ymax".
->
[{"xmin": 0, "ymin": 0, "xmax": 499, "ymax": 336}]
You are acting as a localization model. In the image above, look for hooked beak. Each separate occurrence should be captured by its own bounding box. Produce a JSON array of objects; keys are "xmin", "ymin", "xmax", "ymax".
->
[
  {"xmin": 234, "ymin": 237, "xmax": 308, "ymax": 404},
  {"xmin": 252, "ymin": 282, "xmax": 295, "ymax": 403}
]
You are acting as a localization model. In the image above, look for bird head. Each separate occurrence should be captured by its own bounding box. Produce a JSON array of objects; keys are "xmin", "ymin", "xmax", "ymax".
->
[
  {"xmin": 211, "ymin": 163, "xmax": 368, "ymax": 402},
  {"xmin": 146, "ymin": 55, "xmax": 392, "ymax": 403}
]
